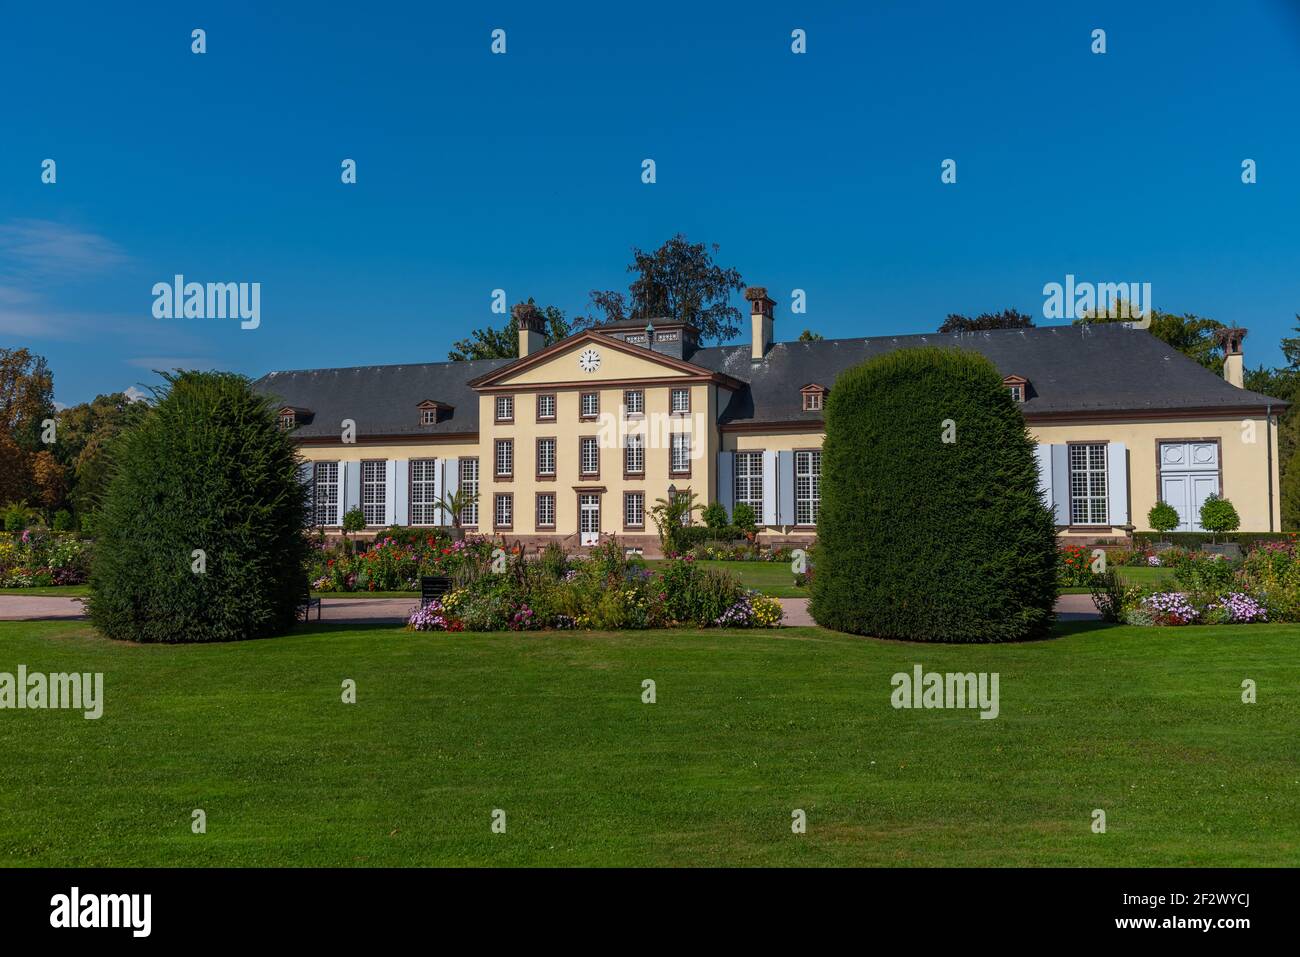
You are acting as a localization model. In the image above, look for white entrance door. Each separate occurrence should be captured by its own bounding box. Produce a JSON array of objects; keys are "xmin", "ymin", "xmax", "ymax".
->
[
  {"xmin": 1158, "ymin": 442, "xmax": 1220, "ymax": 531},
  {"xmin": 580, "ymin": 494, "xmax": 600, "ymax": 546}
]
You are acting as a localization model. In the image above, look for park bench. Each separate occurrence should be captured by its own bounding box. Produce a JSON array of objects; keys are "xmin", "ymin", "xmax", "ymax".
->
[
  {"xmin": 420, "ymin": 576, "xmax": 452, "ymax": 607},
  {"xmin": 298, "ymin": 587, "xmax": 322, "ymax": 622}
]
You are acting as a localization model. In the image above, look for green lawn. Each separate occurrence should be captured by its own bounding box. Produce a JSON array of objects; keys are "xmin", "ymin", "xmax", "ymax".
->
[
  {"xmin": 646, "ymin": 559, "xmax": 808, "ymax": 597},
  {"xmin": 1060, "ymin": 565, "xmax": 1176, "ymax": 594},
  {"xmin": 1, "ymin": 618, "xmax": 1295, "ymax": 867},
  {"xmin": 0, "ymin": 585, "xmax": 91, "ymax": 598}
]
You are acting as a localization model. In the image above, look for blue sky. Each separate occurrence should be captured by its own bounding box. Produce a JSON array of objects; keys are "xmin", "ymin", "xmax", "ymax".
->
[{"xmin": 3, "ymin": 0, "xmax": 1300, "ymax": 406}]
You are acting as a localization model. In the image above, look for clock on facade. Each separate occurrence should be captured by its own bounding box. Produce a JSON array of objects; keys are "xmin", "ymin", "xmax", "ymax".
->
[{"xmin": 578, "ymin": 348, "xmax": 601, "ymax": 373}]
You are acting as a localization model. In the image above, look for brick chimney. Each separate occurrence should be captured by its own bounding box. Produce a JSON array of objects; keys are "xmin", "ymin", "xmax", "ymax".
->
[
  {"xmin": 745, "ymin": 286, "xmax": 775, "ymax": 360},
  {"xmin": 514, "ymin": 302, "xmax": 545, "ymax": 358},
  {"xmin": 1218, "ymin": 327, "xmax": 1247, "ymax": 388}
]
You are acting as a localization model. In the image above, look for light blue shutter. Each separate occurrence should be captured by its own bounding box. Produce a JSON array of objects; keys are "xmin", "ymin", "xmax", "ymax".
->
[
  {"xmin": 1050, "ymin": 445, "xmax": 1070, "ymax": 526},
  {"xmin": 761, "ymin": 450, "xmax": 778, "ymax": 526},
  {"xmin": 393, "ymin": 459, "xmax": 409, "ymax": 526},
  {"xmin": 343, "ymin": 461, "xmax": 361, "ymax": 518},
  {"xmin": 298, "ymin": 462, "xmax": 314, "ymax": 523},
  {"xmin": 1106, "ymin": 443, "xmax": 1129, "ymax": 526},
  {"xmin": 1033, "ymin": 445, "xmax": 1053, "ymax": 511},
  {"xmin": 442, "ymin": 458, "xmax": 459, "ymax": 527},
  {"xmin": 383, "ymin": 459, "xmax": 397, "ymax": 526},
  {"xmin": 716, "ymin": 451, "xmax": 734, "ymax": 515},
  {"xmin": 777, "ymin": 451, "xmax": 795, "ymax": 525}
]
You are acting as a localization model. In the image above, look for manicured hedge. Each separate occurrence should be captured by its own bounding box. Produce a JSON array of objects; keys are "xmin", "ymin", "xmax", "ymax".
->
[
  {"xmin": 87, "ymin": 372, "xmax": 312, "ymax": 642},
  {"xmin": 1133, "ymin": 531, "xmax": 1296, "ymax": 550},
  {"xmin": 810, "ymin": 348, "xmax": 1058, "ymax": 642}
]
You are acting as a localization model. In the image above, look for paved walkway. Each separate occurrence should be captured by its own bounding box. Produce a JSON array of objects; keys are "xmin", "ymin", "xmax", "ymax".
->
[{"xmin": 1, "ymin": 593, "xmax": 1099, "ymax": 625}]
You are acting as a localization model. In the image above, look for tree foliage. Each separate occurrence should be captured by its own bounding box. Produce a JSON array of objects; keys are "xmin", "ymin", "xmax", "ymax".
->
[
  {"xmin": 448, "ymin": 299, "xmax": 571, "ymax": 361},
  {"xmin": 810, "ymin": 348, "xmax": 1058, "ymax": 642},
  {"xmin": 585, "ymin": 234, "xmax": 745, "ymax": 343},
  {"xmin": 939, "ymin": 309, "xmax": 1035, "ymax": 333},
  {"xmin": 87, "ymin": 371, "xmax": 312, "ymax": 643}
]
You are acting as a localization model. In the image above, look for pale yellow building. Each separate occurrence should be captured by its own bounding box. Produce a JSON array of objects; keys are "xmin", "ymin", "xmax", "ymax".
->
[{"xmin": 256, "ymin": 293, "xmax": 1285, "ymax": 553}]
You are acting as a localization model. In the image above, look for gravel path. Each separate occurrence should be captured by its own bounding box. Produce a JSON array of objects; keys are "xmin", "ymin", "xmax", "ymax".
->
[{"xmin": 1, "ymin": 593, "xmax": 1099, "ymax": 626}]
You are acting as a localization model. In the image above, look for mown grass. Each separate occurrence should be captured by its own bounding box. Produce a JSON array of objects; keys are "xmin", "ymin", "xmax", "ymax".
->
[{"xmin": 0, "ymin": 618, "xmax": 1295, "ymax": 867}]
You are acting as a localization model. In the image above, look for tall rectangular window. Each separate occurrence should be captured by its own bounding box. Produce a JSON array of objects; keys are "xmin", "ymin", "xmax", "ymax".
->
[
  {"xmin": 362, "ymin": 460, "xmax": 386, "ymax": 526},
  {"xmin": 536, "ymin": 438, "xmax": 556, "ymax": 477},
  {"xmin": 580, "ymin": 392, "xmax": 599, "ymax": 419},
  {"xmin": 313, "ymin": 462, "xmax": 339, "ymax": 526},
  {"xmin": 580, "ymin": 436, "xmax": 599, "ymax": 476},
  {"xmin": 624, "ymin": 492, "xmax": 644, "ymax": 528},
  {"xmin": 460, "ymin": 458, "xmax": 479, "ymax": 526},
  {"xmin": 734, "ymin": 451, "xmax": 763, "ymax": 511},
  {"xmin": 536, "ymin": 492, "xmax": 555, "ymax": 528},
  {"xmin": 1069, "ymin": 443, "xmax": 1109, "ymax": 525},
  {"xmin": 410, "ymin": 459, "xmax": 439, "ymax": 525},
  {"xmin": 795, "ymin": 450, "xmax": 821, "ymax": 526},
  {"xmin": 670, "ymin": 388, "xmax": 690, "ymax": 414},
  {"xmin": 536, "ymin": 394, "xmax": 556, "ymax": 420},
  {"xmin": 495, "ymin": 439, "xmax": 513, "ymax": 478},
  {"xmin": 494, "ymin": 493, "xmax": 513, "ymax": 529},
  {"xmin": 495, "ymin": 395, "xmax": 514, "ymax": 423},
  {"xmin": 670, "ymin": 433, "xmax": 691, "ymax": 474},
  {"xmin": 624, "ymin": 390, "xmax": 644, "ymax": 415},
  {"xmin": 624, "ymin": 433, "xmax": 644, "ymax": 474}
]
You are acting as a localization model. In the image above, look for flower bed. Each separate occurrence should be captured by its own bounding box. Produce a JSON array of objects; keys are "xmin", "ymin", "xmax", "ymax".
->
[
  {"xmin": 309, "ymin": 528, "xmax": 494, "ymax": 592},
  {"xmin": 1097, "ymin": 542, "xmax": 1298, "ymax": 626},
  {"xmin": 0, "ymin": 531, "xmax": 93, "ymax": 587},
  {"xmin": 404, "ymin": 539, "xmax": 784, "ymax": 632}
]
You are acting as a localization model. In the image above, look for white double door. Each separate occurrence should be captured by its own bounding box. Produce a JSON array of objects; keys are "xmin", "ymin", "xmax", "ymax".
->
[
  {"xmin": 579, "ymin": 494, "xmax": 600, "ymax": 546},
  {"xmin": 1159, "ymin": 442, "xmax": 1220, "ymax": 531}
]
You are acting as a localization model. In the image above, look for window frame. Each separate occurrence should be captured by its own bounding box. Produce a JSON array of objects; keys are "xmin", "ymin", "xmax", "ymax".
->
[
  {"xmin": 795, "ymin": 449, "xmax": 821, "ymax": 527},
  {"xmin": 536, "ymin": 393, "xmax": 557, "ymax": 422},
  {"xmin": 669, "ymin": 431, "xmax": 692, "ymax": 477},
  {"xmin": 1067, "ymin": 441, "xmax": 1110, "ymax": 527},
  {"xmin": 734, "ymin": 450, "xmax": 764, "ymax": 514},
  {"xmin": 535, "ymin": 492, "xmax": 556, "ymax": 530},
  {"xmin": 409, "ymin": 458, "xmax": 440, "ymax": 526},
  {"xmin": 670, "ymin": 388, "xmax": 691, "ymax": 415},
  {"xmin": 623, "ymin": 389, "xmax": 644, "ymax": 417},
  {"xmin": 493, "ymin": 492, "xmax": 513, "ymax": 531},
  {"xmin": 494, "ymin": 395, "xmax": 515, "ymax": 424},
  {"xmin": 579, "ymin": 391, "xmax": 600, "ymax": 421},
  {"xmin": 535, "ymin": 436, "xmax": 557, "ymax": 481},
  {"xmin": 623, "ymin": 431, "xmax": 645, "ymax": 478},
  {"xmin": 361, "ymin": 459, "xmax": 387, "ymax": 527},
  {"xmin": 579, "ymin": 436, "xmax": 600, "ymax": 478},
  {"xmin": 459, "ymin": 458, "xmax": 479, "ymax": 527},
  {"xmin": 494, "ymin": 438, "xmax": 514, "ymax": 481},
  {"xmin": 312, "ymin": 461, "xmax": 339, "ymax": 527},
  {"xmin": 623, "ymin": 491, "xmax": 645, "ymax": 531}
]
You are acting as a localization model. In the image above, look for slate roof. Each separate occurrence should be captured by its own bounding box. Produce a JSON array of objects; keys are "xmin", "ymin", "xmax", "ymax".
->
[
  {"xmin": 253, "ymin": 357, "xmax": 513, "ymax": 439},
  {"xmin": 693, "ymin": 324, "xmax": 1286, "ymax": 425},
  {"xmin": 253, "ymin": 324, "xmax": 1285, "ymax": 437}
]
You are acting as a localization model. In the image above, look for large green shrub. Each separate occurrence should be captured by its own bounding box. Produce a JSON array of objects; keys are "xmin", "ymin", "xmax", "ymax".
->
[
  {"xmin": 810, "ymin": 347, "xmax": 1058, "ymax": 642},
  {"xmin": 87, "ymin": 371, "xmax": 312, "ymax": 643}
]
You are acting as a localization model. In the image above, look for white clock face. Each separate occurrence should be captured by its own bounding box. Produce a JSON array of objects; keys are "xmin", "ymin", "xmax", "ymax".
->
[{"xmin": 578, "ymin": 348, "xmax": 601, "ymax": 373}]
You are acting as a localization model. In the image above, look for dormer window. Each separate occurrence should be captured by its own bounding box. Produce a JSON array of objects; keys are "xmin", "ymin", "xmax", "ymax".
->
[
  {"xmin": 1003, "ymin": 375, "xmax": 1028, "ymax": 403},
  {"xmin": 800, "ymin": 383, "xmax": 828, "ymax": 412},
  {"xmin": 277, "ymin": 406, "xmax": 309, "ymax": 431},
  {"xmin": 417, "ymin": 399, "xmax": 452, "ymax": 425}
]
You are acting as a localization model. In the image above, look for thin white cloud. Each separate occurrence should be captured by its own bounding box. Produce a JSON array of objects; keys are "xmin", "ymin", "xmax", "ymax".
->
[
  {"xmin": 0, "ymin": 219, "xmax": 127, "ymax": 280},
  {"xmin": 123, "ymin": 386, "xmax": 149, "ymax": 403}
]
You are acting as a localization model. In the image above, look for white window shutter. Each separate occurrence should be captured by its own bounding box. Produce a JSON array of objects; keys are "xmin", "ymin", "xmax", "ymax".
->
[
  {"xmin": 716, "ymin": 452, "xmax": 734, "ymax": 515},
  {"xmin": 1033, "ymin": 445, "xmax": 1052, "ymax": 510},
  {"xmin": 1107, "ymin": 443, "xmax": 1129, "ymax": 526},
  {"xmin": 1050, "ymin": 445, "xmax": 1070, "ymax": 526},
  {"xmin": 433, "ymin": 459, "xmax": 446, "ymax": 525},
  {"xmin": 384, "ymin": 459, "xmax": 398, "ymax": 526},
  {"xmin": 343, "ymin": 461, "xmax": 361, "ymax": 523},
  {"xmin": 761, "ymin": 450, "xmax": 778, "ymax": 525},
  {"xmin": 777, "ymin": 450, "xmax": 795, "ymax": 524},
  {"xmin": 393, "ymin": 459, "xmax": 409, "ymax": 526}
]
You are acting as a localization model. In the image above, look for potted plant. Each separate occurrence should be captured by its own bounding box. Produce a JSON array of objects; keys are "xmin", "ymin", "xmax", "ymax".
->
[
  {"xmin": 434, "ymin": 486, "xmax": 479, "ymax": 542},
  {"xmin": 1199, "ymin": 495, "xmax": 1242, "ymax": 559}
]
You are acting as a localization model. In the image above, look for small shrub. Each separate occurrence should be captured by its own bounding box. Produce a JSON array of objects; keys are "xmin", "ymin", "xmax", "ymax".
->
[
  {"xmin": 702, "ymin": 501, "xmax": 728, "ymax": 529},
  {"xmin": 1147, "ymin": 501, "xmax": 1180, "ymax": 539},
  {"xmin": 1199, "ymin": 495, "xmax": 1240, "ymax": 543},
  {"xmin": 730, "ymin": 503, "xmax": 757, "ymax": 533},
  {"xmin": 52, "ymin": 509, "xmax": 74, "ymax": 532},
  {"xmin": 1088, "ymin": 569, "xmax": 1128, "ymax": 623}
]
